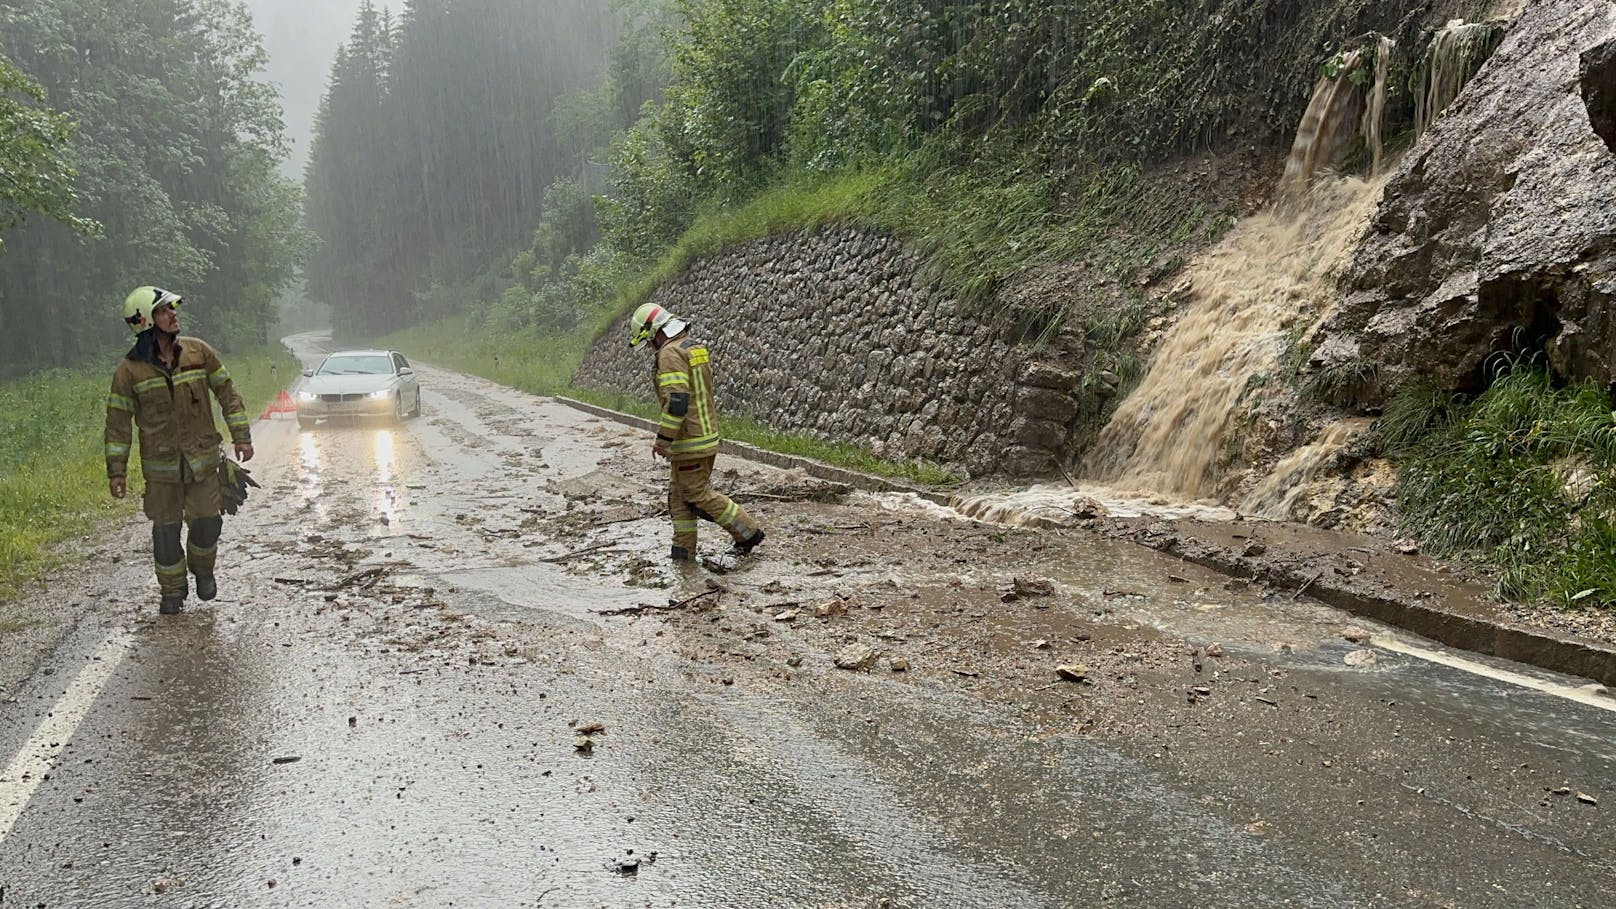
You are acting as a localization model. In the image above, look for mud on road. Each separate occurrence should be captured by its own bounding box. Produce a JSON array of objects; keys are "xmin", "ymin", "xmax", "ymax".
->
[{"xmin": 1, "ymin": 336, "xmax": 1614, "ymax": 907}]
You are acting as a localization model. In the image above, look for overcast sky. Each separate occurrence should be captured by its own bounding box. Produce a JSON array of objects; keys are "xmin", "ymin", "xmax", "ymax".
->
[{"xmin": 248, "ymin": 0, "xmax": 371, "ymax": 178}]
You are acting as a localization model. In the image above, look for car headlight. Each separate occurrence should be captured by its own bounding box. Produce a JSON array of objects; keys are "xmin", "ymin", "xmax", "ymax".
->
[
  {"xmin": 368, "ymin": 389, "xmax": 392, "ymax": 399},
  {"xmin": 297, "ymin": 391, "xmax": 317, "ymax": 402}
]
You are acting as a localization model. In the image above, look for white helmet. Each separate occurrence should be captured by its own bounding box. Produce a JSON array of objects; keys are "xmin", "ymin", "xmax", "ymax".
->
[{"xmin": 628, "ymin": 302, "xmax": 687, "ymax": 347}]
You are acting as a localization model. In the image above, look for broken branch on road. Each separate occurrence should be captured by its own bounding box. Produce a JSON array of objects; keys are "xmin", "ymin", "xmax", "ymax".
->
[{"xmin": 595, "ymin": 588, "xmax": 722, "ymax": 616}]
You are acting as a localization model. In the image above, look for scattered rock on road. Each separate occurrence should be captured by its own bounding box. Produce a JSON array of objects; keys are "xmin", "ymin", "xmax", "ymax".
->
[
  {"xmin": 574, "ymin": 735, "xmax": 595, "ymax": 753},
  {"xmin": 1344, "ymin": 649, "xmax": 1377, "ymax": 667},
  {"xmin": 835, "ymin": 644, "xmax": 880, "ymax": 671},
  {"xmin": 1056, "ymin": 664, "xmax": 1090, "ymax": 683},
  {"xmin": 1001, "ymin": 577, "xmax": 1056, "ymax": 603}
]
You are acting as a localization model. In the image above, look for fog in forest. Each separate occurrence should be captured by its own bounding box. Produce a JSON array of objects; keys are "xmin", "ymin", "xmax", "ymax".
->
[{"xmin": 248, "ymin": 0, "xmax": 370, "ymax": 177}]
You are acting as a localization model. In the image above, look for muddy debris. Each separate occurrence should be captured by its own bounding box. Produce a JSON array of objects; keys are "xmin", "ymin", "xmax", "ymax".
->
[
  {"xmin": 889, "ymin": 657, "xmax": 911, "ymax": 672},
  {"xmin": 1342, "ymin": 627, "xmax": 1372, "ymax": 644},
  {"xmin": 1001, "ymin": 577, "xmax": 1056, "ymax": 603},
  {"xmin": 835, "ymin": 644, "xmax": 880, "ymax": 671},
  {"xmin": 573, "ymin": 735, "xmax": 595, "ymax": 753},
  {"xmin": 814, "ymin": 598, "xmax": 850, "ymax": 618},
  {"xmin": 1344, "ymin": 649, "xmax": 1378, "ymax": 667},
  {"xmin": 576, "ymin": 721, "xmax": 606, "ymax": 735},
  {"xmin": 774, "ymin": 609, "xmax": 800, "ymax": 623}
]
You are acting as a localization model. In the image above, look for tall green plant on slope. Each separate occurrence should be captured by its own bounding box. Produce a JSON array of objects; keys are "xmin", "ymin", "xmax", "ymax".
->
[{"xmin": 1394, "ymin": 364, "xmax": 1616, "ymax": 607}]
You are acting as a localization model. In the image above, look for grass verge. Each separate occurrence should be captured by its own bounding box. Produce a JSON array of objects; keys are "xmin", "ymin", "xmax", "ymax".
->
[
  {"xmin": 1390, "ymin": 363, "xmax": 1616, "ymax": 608},
  {"xmin": 595, "ymin": 151, "xmax": 1230, "ymax": 337},
  {"xmin": 377, "ymin": 321, "xmax": 962, "ymax": 488},
  {"xmin": 0, "ymin": 342, "xmax": 298, "ymax": 600}
]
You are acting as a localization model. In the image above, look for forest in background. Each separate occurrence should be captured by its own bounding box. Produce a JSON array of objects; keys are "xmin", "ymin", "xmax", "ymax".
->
[
  {"xmin": 302, "ymin": 0, "xmax": 1427, "ymax": 344},
  {"xmin": 0, "ymin": 0, "xmax": 308, "ymax": 377}
]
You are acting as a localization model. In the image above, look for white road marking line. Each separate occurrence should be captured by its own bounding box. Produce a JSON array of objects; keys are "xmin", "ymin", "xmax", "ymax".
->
[
  {"xmin": 0, "ymin": 634, "xmax": 133, "ymax": 843},
  {"xmin": 1375, "ymin": 635, "xmax": 1616, "ymax": 714}
]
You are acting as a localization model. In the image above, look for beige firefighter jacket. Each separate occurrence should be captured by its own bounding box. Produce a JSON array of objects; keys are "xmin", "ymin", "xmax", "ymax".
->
[
  {"xmin": 654, "ymin": 335, "xmax": 721, "ymax": 463},
  {"xmin": 105, "ymin": 336, "xmax": 251, "ymax": 484}
]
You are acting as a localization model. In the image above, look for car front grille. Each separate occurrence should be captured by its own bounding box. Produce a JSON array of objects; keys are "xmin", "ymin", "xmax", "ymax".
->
[{"xmin": 319, "ymin": 393, "xmax": 367, "ymax": 402}]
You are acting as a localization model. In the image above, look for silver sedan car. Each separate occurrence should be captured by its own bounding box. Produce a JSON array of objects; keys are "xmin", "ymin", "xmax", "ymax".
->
[{"xmin": 295, "ymin": 349, "xmax": 422, "ymax": 428}]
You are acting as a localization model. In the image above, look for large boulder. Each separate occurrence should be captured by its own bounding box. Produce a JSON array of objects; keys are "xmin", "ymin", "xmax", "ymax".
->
[{"xmin": 1323, "ymin": 0, "xmax": 1616, "ymax": 397}]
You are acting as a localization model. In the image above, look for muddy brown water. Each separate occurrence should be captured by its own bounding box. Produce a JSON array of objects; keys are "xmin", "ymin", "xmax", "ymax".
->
[{"xmin": 1, "ymin": 333, "xmax": 1614, "ymax": 907}]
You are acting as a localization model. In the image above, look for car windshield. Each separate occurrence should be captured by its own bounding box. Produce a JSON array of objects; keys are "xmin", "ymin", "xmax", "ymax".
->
[{"xmin": 317, "ymin": 355, "xmax": 394, "ymax": 376}]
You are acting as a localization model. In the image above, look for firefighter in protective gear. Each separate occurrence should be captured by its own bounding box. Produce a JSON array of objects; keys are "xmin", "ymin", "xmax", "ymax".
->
[
  {"xmin": 106, "ymin": 286, "xmax": 254, "ymax": 614},
  {"xmin": 629, "ymin": 303, "xmax": 765, "ymax": 563}
]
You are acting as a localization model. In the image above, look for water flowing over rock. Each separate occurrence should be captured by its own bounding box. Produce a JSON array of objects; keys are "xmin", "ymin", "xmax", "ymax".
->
[
  {"xmin": 1414, "ymin": 20, "xmax": 1508, "ymax": 138},
  {"xmin": 1279, "ymin": 38, "xmax": 1397, "ymax": 199},
  {"xmin": 1084, "ymin": 178, "xmax": 1384, "ymax": 501},
  {"xmin": 1240, "ymin": 419, "xmax": 1370, "ymax": 520},
  {"xmin": 1324, "ymin": 0, "xmax": 1616, "ymax": 398}
]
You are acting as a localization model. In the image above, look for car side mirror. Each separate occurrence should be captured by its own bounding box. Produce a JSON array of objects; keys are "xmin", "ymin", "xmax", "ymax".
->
[
  {"xmin": 398, "ymin": 367, "xmax": 414, "ymax": 376},
  {"xmin": 301, "ymin": 369, "xmax": 314, "ymax": 378}
]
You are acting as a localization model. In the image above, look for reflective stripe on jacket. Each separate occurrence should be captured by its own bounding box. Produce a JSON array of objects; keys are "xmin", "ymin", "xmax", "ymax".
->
[
  {"xmin": 653, "ymin": 335, "xmax": 720, "ymax": 461},
  {"xmin": 105, "ymin": 336, "xmax": 250, "ymax": 483}
]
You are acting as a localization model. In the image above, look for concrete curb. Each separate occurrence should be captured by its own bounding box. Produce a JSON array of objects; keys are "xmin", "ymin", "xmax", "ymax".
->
[
  {"xmin": 556, "ymin": 397, "xmax": 953, "ymax": 506},
  {"xmin": 1144, "ymin": 535, "xmax": 1616, "ymax": 688},
  {"xmin": 558, "ymin": 395, "xmax": 1616, "ymax": 687}
]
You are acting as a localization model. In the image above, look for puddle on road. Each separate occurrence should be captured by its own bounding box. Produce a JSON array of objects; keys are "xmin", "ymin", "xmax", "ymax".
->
[{"xmin": 398, "ymin": 565, "xmax": 653, "ymax": 625}]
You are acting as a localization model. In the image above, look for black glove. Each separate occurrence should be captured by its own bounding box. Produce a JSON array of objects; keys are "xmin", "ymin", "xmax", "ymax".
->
[{"xmin": 220, "ymin": 459, "xmax": 261, "ymax": 516}]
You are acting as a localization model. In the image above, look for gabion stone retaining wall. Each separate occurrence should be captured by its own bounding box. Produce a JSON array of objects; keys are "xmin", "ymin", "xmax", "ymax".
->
[{"xmin": 573, "ymin": 228, "xmax": 1089, "ymax": 478}]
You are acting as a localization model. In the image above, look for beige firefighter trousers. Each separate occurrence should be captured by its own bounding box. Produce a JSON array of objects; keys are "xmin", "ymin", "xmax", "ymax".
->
[{"xmin": 668, "ymin": 456, "xmax": 759, "ymax": 553}]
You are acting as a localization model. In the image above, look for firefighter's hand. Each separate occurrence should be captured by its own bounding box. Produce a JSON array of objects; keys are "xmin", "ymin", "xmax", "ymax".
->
[
  {"xmin": 109, "ymin": 477, "xmax": 127, "ymax": 499},
  {"xmin": 235, "ymin": 442, "xmax": 255, "ymax": 463},
  {"xmin": 652, "ymin": 438, "xmax": 670, "ymax": 459}
]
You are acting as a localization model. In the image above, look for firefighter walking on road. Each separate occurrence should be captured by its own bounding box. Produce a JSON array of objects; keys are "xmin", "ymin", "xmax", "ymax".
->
[
  {"xmin": 629, "ymin": 303, "xmax": 765, "ymax": 564},
  {"xmin": 105, "ymin": 287, "xmax": 254, "ymax": 614}
]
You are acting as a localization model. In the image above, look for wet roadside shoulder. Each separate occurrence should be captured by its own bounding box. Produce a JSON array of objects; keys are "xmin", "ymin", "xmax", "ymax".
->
[
  {"xmin": 1092, "ymin": 516, "xmax": 1616, "ymax": 689},
  {"xmin": 560, "ymin": 395, "xmax": 1616, "ymax": 690}
]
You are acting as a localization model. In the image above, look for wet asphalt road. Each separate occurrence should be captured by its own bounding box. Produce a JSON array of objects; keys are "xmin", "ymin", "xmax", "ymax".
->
[{"xmin": 1, "ymin": 333, "xmax": 1615, "ymax": 908}]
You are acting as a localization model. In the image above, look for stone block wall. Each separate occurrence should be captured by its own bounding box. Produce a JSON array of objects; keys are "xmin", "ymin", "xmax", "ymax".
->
[{"xmin": 572, "ymin": 228, "xmax": 1086, "ymax": 478}]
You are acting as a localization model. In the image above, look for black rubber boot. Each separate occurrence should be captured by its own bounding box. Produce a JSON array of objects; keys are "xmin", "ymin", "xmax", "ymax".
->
[
  {"xmin": 728, "ymin": 529, "xmax": 765, "ymax": 557},
  {"xmin": 159, "ymin": 596, "xmax": 184, "ymax": 615},
  {"xmin": 670, "ymin": 545, "xmax": 693, "ymax": 562},
  {"xmin": 195, "ymin": 574, "xmax": 217, "ymax": 601}
]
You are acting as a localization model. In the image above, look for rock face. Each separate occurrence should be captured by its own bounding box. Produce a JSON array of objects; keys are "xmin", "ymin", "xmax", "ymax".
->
[
  {"xmin": 1323, "ymin": 0, "xmax": 1616, "ymax": 396},
  {"xmin": 1586, "ymin": 37, "xmax": 1616, "ymax": 152},
  {"xmin": 573, "ymin": 228, "xmax": 1096, "ymax": 477}
]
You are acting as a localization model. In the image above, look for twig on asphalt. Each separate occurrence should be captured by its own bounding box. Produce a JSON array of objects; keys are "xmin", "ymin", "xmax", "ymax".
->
[
  {"xmin": 733, "ymin": 490, "xmax": 797, "ymax": 502},
  {"xmin": 334, "ymin": 566, "xmax": 387, "ymax": 591},
  {"xmin": 535, "ymin": 541, "xmax": 624, "ymax": 563},
  {"xmin": 595, "ymin": 588, "xmax": 722, "ymax": 616},
  {"xmin": 272, "ymin": 577, "xmax": 313, "ymax": 586},
  {"xmin": 1292, "ymin": 570, "xmax": 1324, "ymax": 600},
  {"xmin": 591, "ymin": 513, "xmax": 658, "ymax": 528}
]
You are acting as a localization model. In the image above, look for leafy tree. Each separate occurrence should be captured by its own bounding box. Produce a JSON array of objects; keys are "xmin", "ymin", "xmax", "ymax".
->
[
  {"xmin": 0, "ymin": 56, "xmax": 94, "ymax": 245},
  {"xmin": 0, "ymin": 0, "xmax": 307, "ymax": 375}
]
